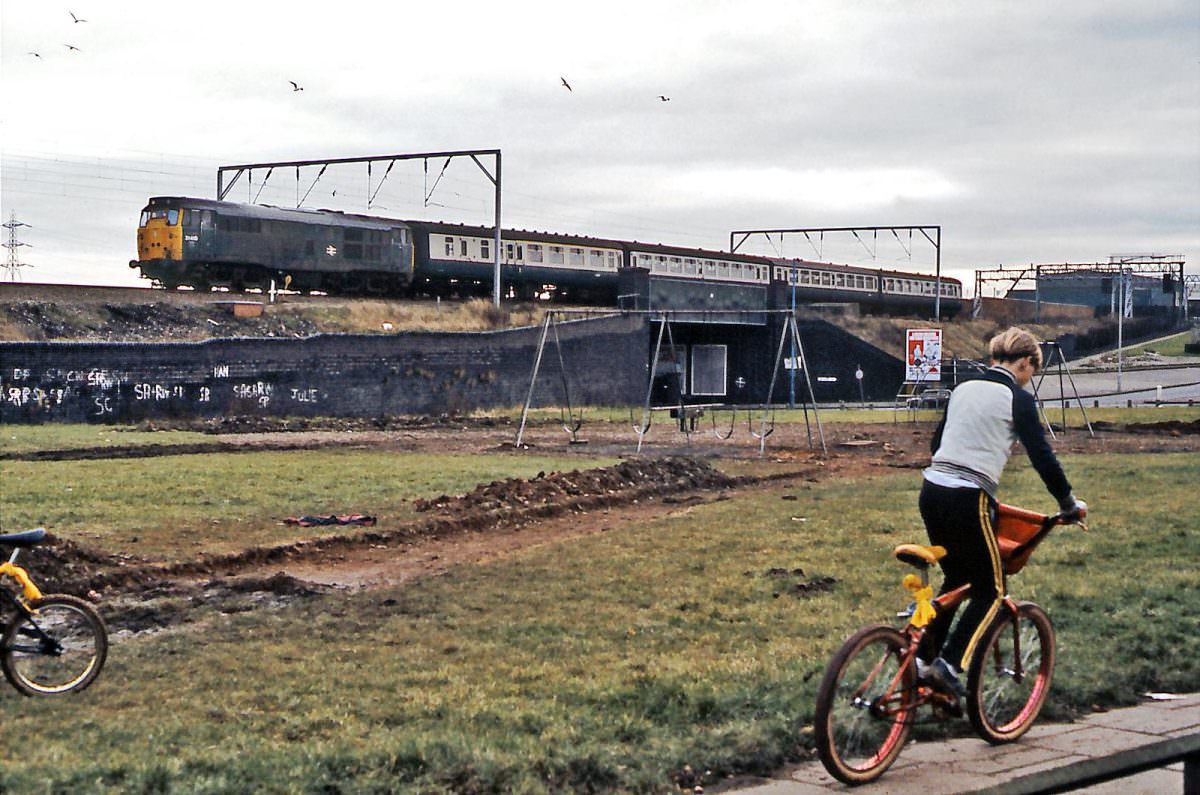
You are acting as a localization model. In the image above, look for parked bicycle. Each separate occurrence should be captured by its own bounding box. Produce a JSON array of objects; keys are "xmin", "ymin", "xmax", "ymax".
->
[
  {"xmin": 0, "ymin": 528, "xmax": 108, "ymax": 696},
  {"xmin": 813, "ymin": 503, "xmax": 1087, "ymax": 785}
]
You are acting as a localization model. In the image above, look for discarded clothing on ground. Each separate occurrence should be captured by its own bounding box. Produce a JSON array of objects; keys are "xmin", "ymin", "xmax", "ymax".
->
[{"xmin": 282, "ymin": 514, "xmax": 377, "ymax": 527}]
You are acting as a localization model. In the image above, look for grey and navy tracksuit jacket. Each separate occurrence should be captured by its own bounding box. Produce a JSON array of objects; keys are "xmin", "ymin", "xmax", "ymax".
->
[{"xmin": 918, "ymin": 366, "xmax": 1073, "ymax": 670}]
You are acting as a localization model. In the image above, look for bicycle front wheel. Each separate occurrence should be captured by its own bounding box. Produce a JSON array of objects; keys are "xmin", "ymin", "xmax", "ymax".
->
[
  {"xmin": 2, "ymin": 594, "xmax": 108, "ymax": 696},
  {"xmin": 966, "ymin": 601, "xmax": 1055, "ymax": 744},
  {"xmin": 814, "ymin": 624, "xmax": 915, "ymax": 785}
]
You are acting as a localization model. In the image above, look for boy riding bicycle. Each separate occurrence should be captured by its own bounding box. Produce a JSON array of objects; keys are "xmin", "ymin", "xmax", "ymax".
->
[{"xmin": 917, "ymin": 327, "xmax": 1086, "ymax": 696}]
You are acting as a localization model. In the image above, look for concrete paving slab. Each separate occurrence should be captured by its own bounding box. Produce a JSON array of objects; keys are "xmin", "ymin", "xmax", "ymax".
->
[
  {"xmin": 735, "ymin": 693, "xmax": 1200, "ymax": 794},
  {"xmin": 1028, "ymin": 724, "xmax": 1166, "ymax": 755},
  {"xmin": 1087, "ymin": 701, "xmax": 1200, "ymax": 735}
]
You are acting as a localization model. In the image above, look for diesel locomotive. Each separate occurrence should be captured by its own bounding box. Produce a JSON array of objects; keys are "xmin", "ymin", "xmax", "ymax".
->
[{"xmin": 132, "ymin": 196, "xmax": 962, "ymax": 316}]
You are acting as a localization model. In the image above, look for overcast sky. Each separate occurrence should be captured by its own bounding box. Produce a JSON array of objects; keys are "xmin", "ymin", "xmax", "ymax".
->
[{"xmin": 2, "ymin": 1, "xmax": 1197, "ymax": 294}]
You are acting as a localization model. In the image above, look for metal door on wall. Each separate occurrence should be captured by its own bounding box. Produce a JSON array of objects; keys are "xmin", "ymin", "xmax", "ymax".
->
[{"xmin": 690, "ymin": 345, "xmax": 727, "ymax": 397}]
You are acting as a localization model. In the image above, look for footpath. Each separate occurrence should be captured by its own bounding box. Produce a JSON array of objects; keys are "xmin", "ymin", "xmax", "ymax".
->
[{"xmin": 739, "ymin": 693, "xmax": 1199, "ymax": 794}]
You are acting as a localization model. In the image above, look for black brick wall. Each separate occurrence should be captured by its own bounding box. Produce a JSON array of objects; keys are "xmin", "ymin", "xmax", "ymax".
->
[
  {"xmin": 0, "ymin": 315, "xmax": 647, "ymax": 424},
  {"xmin": 0, "ymin": 315, "xmax": 908, "ymax": 423}
]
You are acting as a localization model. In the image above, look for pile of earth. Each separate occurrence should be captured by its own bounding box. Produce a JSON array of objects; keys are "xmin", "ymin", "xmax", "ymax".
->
[
  {"xmin": 413, "ymin": 457, "xmax": 738, "ymax": 517},
  {"xmin": 12, "ymin": 532, "xmax": 135, "ymax": 595},
  {"xmin": 3, "ymin": 300, "xmax": 323, "ymax": 342},
  {"xmin": 1091, "ymin": 419, "xmax": 1200, "ymax": 435},
  {"xmin": 133, "ymin": 414, "xmax": 513, "ymax": 434}
]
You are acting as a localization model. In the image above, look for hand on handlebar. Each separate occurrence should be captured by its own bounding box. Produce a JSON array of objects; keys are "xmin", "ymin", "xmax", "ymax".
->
[{"xmin": 1057, "ymin": 498, "xmax": 1088, "ymax": 530}]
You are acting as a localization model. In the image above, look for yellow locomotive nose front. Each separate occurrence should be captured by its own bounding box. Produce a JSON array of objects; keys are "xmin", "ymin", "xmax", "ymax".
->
[{"xmin": 137, "ymin": 206, "xmax": 184, "ymax": 261}]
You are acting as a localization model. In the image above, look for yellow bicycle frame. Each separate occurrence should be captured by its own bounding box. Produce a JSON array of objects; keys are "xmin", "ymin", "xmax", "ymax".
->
[{"xmin": 0, "ymin": 561, "xmax": 44, "ymax": 603}]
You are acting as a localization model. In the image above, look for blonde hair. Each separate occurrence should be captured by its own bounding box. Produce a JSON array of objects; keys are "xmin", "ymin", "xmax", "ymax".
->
[{"xmin": 989, "ymin": 327, "xmax": 1043, "ymax": 369}]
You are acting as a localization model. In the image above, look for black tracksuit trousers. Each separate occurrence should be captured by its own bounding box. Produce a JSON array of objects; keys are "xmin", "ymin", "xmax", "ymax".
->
[{"xmin": 917, "ymin": 480, "xmax": 1004, "ymax": 670}]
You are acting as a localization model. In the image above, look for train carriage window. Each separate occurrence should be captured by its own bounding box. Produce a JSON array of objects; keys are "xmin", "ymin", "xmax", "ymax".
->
[
  {"xmin": 569, "ymin": 247, "xmax": 584, "ymax": 266},
  {"xmin": 528, "ymin": 244, "xmax": 544, "ymax": 263},
  {"xmin": 549, "ymin": 246, "xmax": 564, "ymax": 264},
  {"xmin": 444, "ymin": 236, "xmax": 454, "ymax": 257},
  {"xmin": 480, "ymin": 239, "xmax": 491, "ymax": 259},
  {"xmin": 589, "ymin": 249, "xmax": 603, "ymax": 267},
  {"xmin": 506, "ymin": 243, "xmax": 515, "ymax": 261},
  {"xmin": 606, "ymin": 251, "xmax": 616, "ymax": 270},
  {"xmin": 460, "ymin": 239, "xmax": 467, "ymax": 257},
  {"xmin": 516, "ymin": 245, "xmax": 523, "ymax": 261}
]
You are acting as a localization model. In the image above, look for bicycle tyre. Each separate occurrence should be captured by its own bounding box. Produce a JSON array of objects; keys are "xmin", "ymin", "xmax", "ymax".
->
[
  {"xmin": 966, "ymin": 601, "xmax": 1055, "ymax": 744},
  {"xmin": 1, "ymin": 594, "xmax": 108, "ymax": 696},
  {"xmin": 814, "ymin": 624, "xmax": 915, "ymax": 785}
]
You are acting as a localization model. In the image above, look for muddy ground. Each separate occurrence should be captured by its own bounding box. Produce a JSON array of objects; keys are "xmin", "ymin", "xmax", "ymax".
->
[{"xmin": 9, "ymin": 416, "xmax": 1198, "ymax": 638}]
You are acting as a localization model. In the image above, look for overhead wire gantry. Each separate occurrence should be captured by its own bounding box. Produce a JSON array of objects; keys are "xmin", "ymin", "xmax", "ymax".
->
[
  {"xmin": 729, "ymin": 225, "xmax": 944, "ymax": 320},
  {"xmin": 216, "ymin": 149, "xmax": 505, "ymax": 306}
]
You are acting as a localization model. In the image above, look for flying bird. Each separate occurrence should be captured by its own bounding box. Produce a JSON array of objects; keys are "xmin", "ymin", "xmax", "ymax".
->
[
  {"xmin": 69, "ymin": 11, "xmax": 87, "ymax": 23},
  {"xmin": 289, "ymin": 80, "xmax": 304, "ymax": 92},
  {"xmin": 28, "ymin": 51, "xmax": 42, "ymax": 59},
  {"xmin": 64, "ymin": 44, "xmax": 81, "ymax": 52},
  {"xmin": 560, "ymin": 76, "xmax": 572, "ymax": 92},
  {"xmin": 658, "ymin": 95, "xmax": 671, "ymax": 102}
]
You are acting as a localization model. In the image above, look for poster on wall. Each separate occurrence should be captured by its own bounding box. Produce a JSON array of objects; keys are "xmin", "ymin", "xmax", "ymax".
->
[{"xmin": 905, "ymin": 328, "xmax": 942, "ymax": 382}]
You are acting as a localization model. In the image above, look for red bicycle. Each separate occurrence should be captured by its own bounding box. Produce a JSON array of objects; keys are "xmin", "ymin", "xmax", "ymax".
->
[{"xmin": 813, "ymin": 503, "xmax": 1087, "ymax": 785}]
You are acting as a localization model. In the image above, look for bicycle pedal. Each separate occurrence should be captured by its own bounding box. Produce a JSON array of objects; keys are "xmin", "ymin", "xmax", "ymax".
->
[{"xmin": 932, "ymin": 693, "xmax": 964, "ymax": 719}]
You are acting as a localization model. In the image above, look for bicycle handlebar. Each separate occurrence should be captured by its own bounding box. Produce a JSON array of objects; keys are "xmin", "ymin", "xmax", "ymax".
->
[{"xmin": 1049, "ymin": 506, "xmax": 1088, "ymax": 532}]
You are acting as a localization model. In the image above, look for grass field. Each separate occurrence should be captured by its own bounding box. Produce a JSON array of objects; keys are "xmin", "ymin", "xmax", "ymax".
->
[
  {"xmin": 1, "ymin": 451, "xmax": 618, "ymax": 560},
  {"xmin": 0, "ymin": 450, "xmax": 1195, "ymax": 793},
  {"xmin": 1126, "ymin": 330, "xmax": 1195, "ymax": 358}
]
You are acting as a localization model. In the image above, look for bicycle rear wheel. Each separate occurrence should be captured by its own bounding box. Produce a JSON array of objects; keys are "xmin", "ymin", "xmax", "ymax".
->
[
  {"xmin": 966, "ymin": 601, "xmax": 1055, "ymax": 743},
  {"xmin": 2, "ymin": 594, "xmax": 108, "ymax": 696},
  {"xmin": 814, "ymin": 624, "xmax": 915, "ymax": 785}
]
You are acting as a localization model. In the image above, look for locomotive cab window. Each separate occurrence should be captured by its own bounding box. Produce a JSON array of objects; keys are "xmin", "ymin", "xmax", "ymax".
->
[{"xmin": 139, "ymin": 210, "xmax": 150, "ymax": 227}]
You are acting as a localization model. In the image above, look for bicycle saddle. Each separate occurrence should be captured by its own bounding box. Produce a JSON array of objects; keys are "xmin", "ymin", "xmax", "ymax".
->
[
  {"xmin": 893, "ymin": 544, "xmax": 946, "ymax": 567},
  {"xmin": 0, "ymin": 528, "xmax": 47, "ymax": 548}
]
